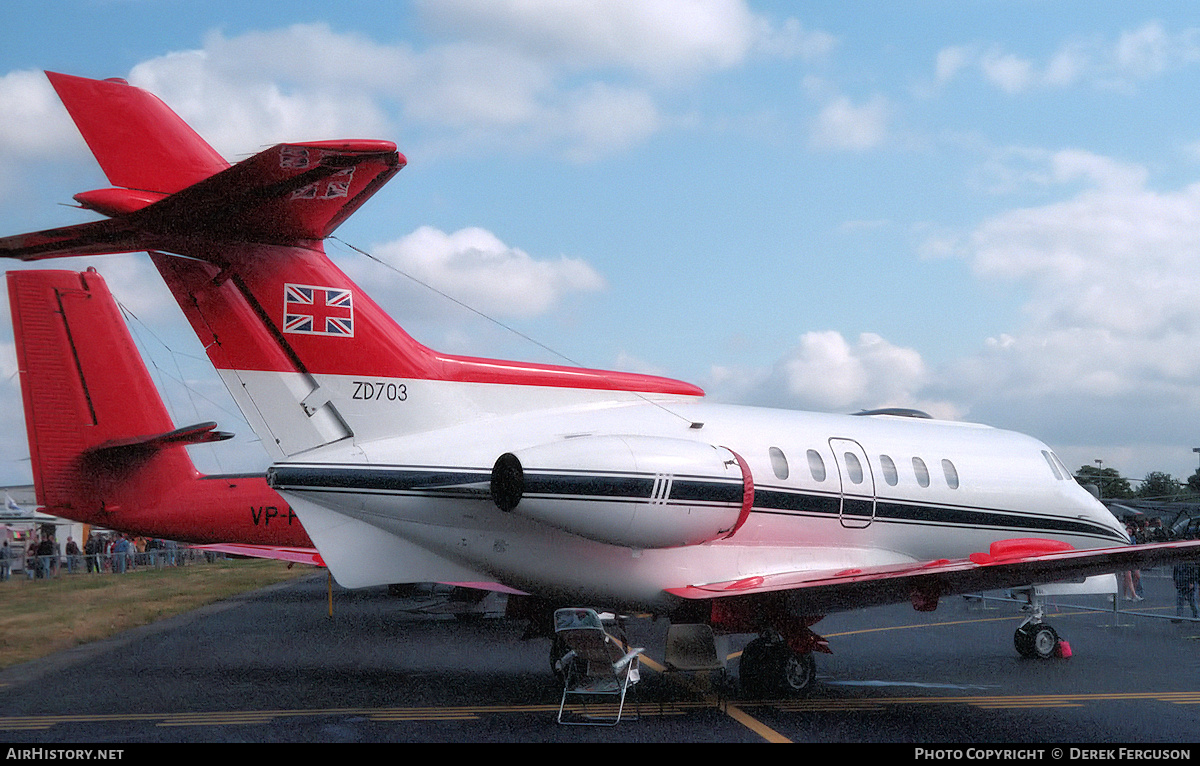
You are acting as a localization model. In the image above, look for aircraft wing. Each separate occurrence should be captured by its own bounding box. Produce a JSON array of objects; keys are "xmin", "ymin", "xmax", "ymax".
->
[
  {"xmin": 193, "ymin": 543, "xmax": 324, "ymax": 567},
  {"xmin": 186, "ymin": 546, "xmax": 528, "ymax": 596},
  {"xmin": 666, "ymin": 537, "xmax": 1200, "ymax": 614}
]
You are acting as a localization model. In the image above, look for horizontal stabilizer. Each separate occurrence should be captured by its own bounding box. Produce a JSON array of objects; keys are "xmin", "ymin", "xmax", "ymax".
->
[
  {"xmin": 119, "ymin": 139, "xmax": 404, "ymax": 245},
  {"xmin": 0, "ymin": 141, "xmax": 405, "ymax": 262},
  {"xmin": 0, "ymin": 217, "xmax": 147, "ymax": 261},
  {"xmin": 89, "ymin": 421, "xmax": 234, "ymax": 456}
]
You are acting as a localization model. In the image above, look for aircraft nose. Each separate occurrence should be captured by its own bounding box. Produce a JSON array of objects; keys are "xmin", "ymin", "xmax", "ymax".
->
[{"xmin": 1095, "ymin": 504, "xmax": 1131, "ymax": 543}]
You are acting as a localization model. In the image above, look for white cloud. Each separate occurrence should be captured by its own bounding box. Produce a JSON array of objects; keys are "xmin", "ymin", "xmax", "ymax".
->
[
  {"xmin": 935, "ymin": 46, "xmax": 973, "ymax": 85},
  {"xmin": 1048, "ymin": 149, "xmax": 1148, "ymax": 191},
  {"xmin": 0, "ymin": 70, "xmax": 88, "ymax": 203},
  {"xmin": 416, "ymin": 0, "xmax": 822, "ymax": 81},
  {"xmin": 969, "ymin": 179, "xmax": 1200, "ymax": 334},
  {"xmin": 755, "ymin": 17, "xmax": 837, "ymax": 62},
  {"xmin": 711, "ymin": 147, "xmax": 1200, "ymax": 480},
  {"xmin": 127, "ymin": 43, "xmax": 391, "ymax": 158},
  {"xmin": 931, "ymin": 152, "xmax": 1200, "ymax": 470},
  {"xmin": 777, "ymin": 331, "xmax": 926, "ymax": 409},
  {"xmin": 706, "ymin": 330, "xmax": 957, "ymax": 417},
  {"xmin": 1115, "ymin": 22, "xmax": 1173, "ymax": 79},
  {"xmin": 971, "ymin": 146, "xmax": 1148, "ymax": 196},
  {"xmin": 1, "ymin": 4, "xmax": 832, "ymax": 164},
  {"xmin": 558, "ymin": 84, "xmax": 663, "ymax": 163},
  {"xmin": 1044, "ymin": 42, "xmax": 1090, "ymax": 87},
  {"xmin": 934, "ymin": 22, "xmax": 1200, "ymax": 94},
  {"xmin": 810, "ymin": 95, "xmax": 889, "ymax": 151},
  {"xmin": 343, "ymin": 225, "xmax": 606, "ymax": 320},
  {"xmin": 980, "ymin": 49, "xmax": 1035, "ymax": 94},
  {"xmin": 0, "ymin": 69, "xmax": 81, "ymax": 157}
]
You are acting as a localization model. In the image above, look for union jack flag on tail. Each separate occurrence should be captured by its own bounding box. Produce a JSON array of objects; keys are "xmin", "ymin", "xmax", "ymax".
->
[{"xmin": 284, "ymin": 284, "xmax": 354, "ymax": 337}]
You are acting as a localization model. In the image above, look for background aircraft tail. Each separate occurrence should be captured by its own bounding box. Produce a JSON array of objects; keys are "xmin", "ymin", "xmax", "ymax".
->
[
  {"xmin": 1, "ymin": 73, "xmax": 701, "ymax": 461},
  {"xmin": 8, "ymin": 268, "xmax": 314, "ymax": 550},
  {"xmin": 9, "ymin": 268, "xmax": 219, "ymax": 513}
]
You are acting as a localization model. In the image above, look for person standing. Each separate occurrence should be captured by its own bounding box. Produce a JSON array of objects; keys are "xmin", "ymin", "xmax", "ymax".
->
[
  {"xmin": 65, "ymin": 536, "xmax": 80, "ymax": 574},
  {"xmin": 113, "ymin": 536, "xmax": 127, "ymax": 574},
  {"xmin": 84, "ymin": 534, "xmax": 98, "ymax": 573},
  {"xmin": 35, "ymin": 535, "xmax": 55, "ymax": 578},
  {"xmin": 1173, "ymin": 560, "xmax": 1199, "ymax": 622}
]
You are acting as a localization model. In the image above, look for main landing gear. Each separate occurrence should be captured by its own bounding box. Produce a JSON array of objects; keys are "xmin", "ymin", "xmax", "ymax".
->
[
  {"xmin": 738, "ymin": 628, "xmax": 822, "ymax": 697},
  {"xmin": 1012, "ymin": 589, "xmax": 1069, "ymax": 660}
]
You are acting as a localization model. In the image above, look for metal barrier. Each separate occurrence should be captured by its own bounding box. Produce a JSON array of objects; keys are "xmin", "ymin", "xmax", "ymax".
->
[{"xmin": 964, "ymin": 571, "xmax": 1200, "ymax": 624}]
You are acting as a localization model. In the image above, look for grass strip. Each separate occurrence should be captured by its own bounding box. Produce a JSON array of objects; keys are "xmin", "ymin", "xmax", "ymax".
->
[{"xmin": 0, "ymin": 558, "xmax": 312, "ymax": 668}]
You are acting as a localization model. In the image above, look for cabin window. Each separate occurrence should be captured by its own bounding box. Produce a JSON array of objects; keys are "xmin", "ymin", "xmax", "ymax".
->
[
  {"xmin": 769, "ymin": 447, "xmax": 789, "ymax": 480},
  {"xmin": 880, "ymin": 455, "xmax": 898, "ymax": 486},
  {"xmin": 807, "ymin": 449, "xmax": 827, "ymax": 482},
  {"xmin": 1041, "ymin": 450, "xmax": 1063, "ymax": 480},
  {"xmin": 844, "ymin": 452, "xmax": 864, "ymax": 484},
  {"xmin": 941, "ymin": 459, "xmax": 960, "ymax": 489},
  {"xmin": 912, "ymin": 457, "xmax": 930, "ymax": 488}
]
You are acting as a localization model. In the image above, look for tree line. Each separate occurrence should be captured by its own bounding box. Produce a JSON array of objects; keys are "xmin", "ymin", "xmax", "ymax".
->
[{"xmin": 1075, "ymin": 465, "xmax": 1200, "ymax": 501}]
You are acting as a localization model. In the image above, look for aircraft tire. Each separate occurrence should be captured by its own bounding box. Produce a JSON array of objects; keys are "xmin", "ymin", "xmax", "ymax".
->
[
  {"xmin": 1014, "ymin": 623, "xmax": 1059, "ymax": 659},
  {"xmin": 739, "ymin": 638, "xmax": 816, "ymax": 697},
  {"xmin": 738, "ymin": 637, "xmax": 774, "ymax": 696},
  {"xmin": 780, "ymin": 650, "xmax": 816, "ymax": 695}
]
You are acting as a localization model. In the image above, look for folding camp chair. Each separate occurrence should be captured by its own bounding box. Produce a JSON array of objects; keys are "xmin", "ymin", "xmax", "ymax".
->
[{"xmin": 553, "ymin": 608, "xmax": 643, "ymax": 725}]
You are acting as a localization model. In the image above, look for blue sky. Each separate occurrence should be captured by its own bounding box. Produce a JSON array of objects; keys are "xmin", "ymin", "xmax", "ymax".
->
[{"xmin": 3, "ymin": 1, "xmax": 1200, "ymax": 488}]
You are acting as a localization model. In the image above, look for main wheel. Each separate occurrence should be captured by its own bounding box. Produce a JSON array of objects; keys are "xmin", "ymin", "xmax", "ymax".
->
[
  {"xmin": 1014, "ymin": 622, "xmax": 1059, "ymax": 659},
  {"xmin": 740, "ymin": 637, "xmax": 817, "ymax": 696},
  {"xmin": 738, "ymin": 637, "xmax": 774, "ymax": 696},
  {"xmin": 780, "ymin": 650, "xmax": 816, "ymax": 695}
]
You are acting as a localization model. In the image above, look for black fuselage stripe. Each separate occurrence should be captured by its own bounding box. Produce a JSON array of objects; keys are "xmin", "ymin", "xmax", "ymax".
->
[
  {"xmin": 270, "ymin": 466, "xmax": 1124, "ymax": 543},
  {"xmin": 271, "ymin": 466, "xmax": 490, "ymax": 490},
  {"xmin": 752, "ymin": 488, "xmax": 1123, "ymax": 542}
]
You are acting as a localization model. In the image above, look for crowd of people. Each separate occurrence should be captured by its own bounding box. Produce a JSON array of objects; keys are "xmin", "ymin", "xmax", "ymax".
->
[
  {"xmin": 1118, "ymin": 516, "xmax": 1200, "ymax": 622},
  {"xmin": 0, "ymin": 531, "xmax": 187, "ymax": 580}
]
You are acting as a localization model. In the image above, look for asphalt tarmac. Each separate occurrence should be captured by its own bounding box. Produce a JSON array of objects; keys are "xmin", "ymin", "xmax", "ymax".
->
[{"xmin": 1, "ymin": 570, "xmax": 1197, "ymax": 744}]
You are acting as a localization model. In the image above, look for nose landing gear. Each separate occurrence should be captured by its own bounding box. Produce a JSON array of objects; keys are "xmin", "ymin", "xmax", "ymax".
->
[
  {"xmin": 1012, "ymin": 589, "xmax": 1069, "ymax": 659},
  {"xmin": 1014, "ymin": 620, "xmax": 1060, "ymax": 659}
]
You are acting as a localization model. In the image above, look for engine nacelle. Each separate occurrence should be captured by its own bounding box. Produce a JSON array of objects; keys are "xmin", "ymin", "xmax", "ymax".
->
[{"xmin": 490, "ymin": 435, "xmax": 753, "ymax": 549}]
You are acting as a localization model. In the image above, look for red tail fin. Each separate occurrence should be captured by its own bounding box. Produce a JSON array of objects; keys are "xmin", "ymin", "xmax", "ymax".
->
[
  {"xmin": 9, "ymin": 268, "xmax": 203, "ymax": 511},
  {"xmin": 46, "ymin": 71, "xmax": 228, "ymax": 193},
  {"xmin": 8, "ymin": 268, "xmax": 315, "ymax": 550}
]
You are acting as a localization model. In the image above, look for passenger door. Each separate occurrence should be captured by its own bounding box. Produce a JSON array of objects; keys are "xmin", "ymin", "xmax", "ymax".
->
[{"xmin": 828, "ymin": 438, "xmax": 876, "ymax": 529}]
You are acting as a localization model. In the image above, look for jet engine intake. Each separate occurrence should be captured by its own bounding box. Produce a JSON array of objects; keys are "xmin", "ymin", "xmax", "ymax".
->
[{"xmin": 489, "ymin": 435, "xmax": 753, "ymax": 549}]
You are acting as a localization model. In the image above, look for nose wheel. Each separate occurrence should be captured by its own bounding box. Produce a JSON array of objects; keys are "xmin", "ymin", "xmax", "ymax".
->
[
  {"xmin": 1014, "ymin": 621, "xmax": 1060, "ymax": 659},
  {"xmin": 1012, "ymin": 588, "xmax": 1066, "ymax": 659}
]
